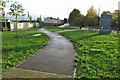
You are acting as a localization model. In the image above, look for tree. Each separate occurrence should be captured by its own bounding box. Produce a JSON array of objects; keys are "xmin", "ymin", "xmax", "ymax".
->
[
  {"xmin": 0, "ymin": 0, "xmax": 9, "ymax": 31},
  {"xmin": 29, "ymin": 16, "xmax": 32, "ymax": 23},
  {"xmin": 37, "ymin": 15, "xmax": 42, "ymax": 27},
  {"xmin": 72, "ymin": 14, "xmax": 85, "ymax": 29},
  {"xmin": 63, "ymin": 18, "xmax": 67, "ymax": 24},
  {"xmin": 112, "ymin": 10, "xmax": 120, "ymax": 30},
  {"xmin": 118, "ymin": 11, "xmax": 120, "ymax": 33},
  {"xmin": 68, "ymin": 9, "xmax": 80, "ymax": 25},
  {"xmin": 111, "ymin": 10, "xmax": 120, "ymax": 33},
  {"xmin": 9, "ymin": 1, "xmax": 25, "ymax": 37},
  {"xmin": 115, "ymin": 10, "xmax": 120, "ymax": 33},
  {"xmin": 37, "ymin": 15, "xmax": 42, "ymax": 23},
  {"xmin": 85, "ymin": 6, "xmax": 98, "ymax": 28},
  {"xmin": 101, "ymin": 11, "xmax": 111, "ymax": 16},
  {"xmin": 68, "ymin": 9, "xmax": 85, "ymax": 29}
]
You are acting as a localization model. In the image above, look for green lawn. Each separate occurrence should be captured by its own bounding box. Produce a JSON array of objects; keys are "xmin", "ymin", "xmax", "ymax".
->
[
  {"xmin": 2, "ymin": 28, "xmax": 49, "ymax": 72},
  {"xmin": 60, "ymin": 30, "xmax": 119, "ymax": 79},
  {"xmin": 43, "ymin": 26, "xmax": 74, "ymax": 32}
]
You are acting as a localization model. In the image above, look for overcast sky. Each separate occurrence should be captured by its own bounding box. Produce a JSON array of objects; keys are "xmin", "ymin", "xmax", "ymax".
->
[{"xmin": 5, "ymin": 0, "xmax": 120, "ymax": 19}]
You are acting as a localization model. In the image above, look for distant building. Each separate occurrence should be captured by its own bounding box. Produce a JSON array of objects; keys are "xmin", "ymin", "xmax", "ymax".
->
[
  {"xmin": 44, "ymin": 17, "xmax": 57, "ymax": 24},
  {"xmin": 43, "ymin": 17, "xmax": 63, "ymax": 26}
]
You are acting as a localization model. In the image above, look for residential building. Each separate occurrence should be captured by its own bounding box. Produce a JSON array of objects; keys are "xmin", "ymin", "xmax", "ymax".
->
[{"xmin": 43, "ymin": 17, "xmax": 63, "ymax": 26}]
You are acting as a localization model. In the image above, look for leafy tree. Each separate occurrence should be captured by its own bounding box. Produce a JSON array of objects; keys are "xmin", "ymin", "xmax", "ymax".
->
[
  {"xmin": 101, "ymin": 11, "xmax": 111, "ymax": 16},
  {"xmin": 117, "ymin": 10, "xmax": 120, "ymax": 33},
  {"xmin": 9, "ymin": 1, "xmax": 25, "ymax": 37},
  {"xmin": 68, "ymin": 9, "xmax": 80, "ymax": 25},
  {"xmin": 63, "ymin": 18, "xmax": 67, "ymax": 24},
  {"xmin": 85, "ymin": 6, "xmax": 98, "ymax": 28},
  {"xmin": 68, "ymin": 8, "xmax": 85, "ymax": 29},
  {"xmin": 73, "ymin": 14, "xmax": 85, "ymax": 29},
  {"xmin": 111, "ymin": 10, "xmax": 118, "ymax": 30},
  {"xmin": 29, "ymin": 16, "xmax": 32, "ymax": 23},
  {"xmin": 37, "ymin": 15, "xmax": 42, "ymax": 27},
  {"xmin": 37, "ymin": 15, "xmax": 42, "ymax": 23}
]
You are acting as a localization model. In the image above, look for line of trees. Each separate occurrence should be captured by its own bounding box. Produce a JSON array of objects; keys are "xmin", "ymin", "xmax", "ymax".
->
[
  {"xmin": 68, "ymin": 6, "xmax": 120, "ymax": 31},
  {"xmin": 68, "ymin": 6, "xmax": 99, "ymax": 29}
]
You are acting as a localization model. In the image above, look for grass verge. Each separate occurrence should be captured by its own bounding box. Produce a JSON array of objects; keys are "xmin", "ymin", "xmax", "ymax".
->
[
  {"xmin": 2, "ymin": 28, "xmax": 49, "ymax": 72},
  {"xmin": 43, "ymin": 26, "xmax": 74, "ymax": 32},
  {"xmin": 60, "ymin": 30, "xmax": 119, "ymax": 79}
]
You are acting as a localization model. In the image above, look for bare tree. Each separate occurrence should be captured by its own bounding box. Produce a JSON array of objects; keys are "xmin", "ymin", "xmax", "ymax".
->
[{"xmin": 9, "ymin": 1, "xmax": 25, "ymax": 37}]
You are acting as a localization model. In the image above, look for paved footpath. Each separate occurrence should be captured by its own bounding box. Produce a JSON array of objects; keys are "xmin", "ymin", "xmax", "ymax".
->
[{"xmin": 3, "ymin": 28, "xmax": 75, "ymax": 78}]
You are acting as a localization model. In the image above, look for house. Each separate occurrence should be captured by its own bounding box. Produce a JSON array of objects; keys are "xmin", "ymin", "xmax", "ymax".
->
[
  {"xmin": 43, "ymin": 17, "xmax": 63, "ymax": 26},
  {"xmin": 10, "ymin": 20, "xmax": 39, "ymax": 31},
  {"xmin": 0, "ymin": 19, "xmax": 39, "ymax": 31},
  {"xmin": 44, "ymin": 17, "xmax": 57, "ymax": 24}
]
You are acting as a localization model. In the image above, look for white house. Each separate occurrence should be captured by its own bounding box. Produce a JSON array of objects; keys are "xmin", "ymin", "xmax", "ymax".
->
[{"xmin": 9, "ymin": 20, "xmax": 39, "ymax": 31}]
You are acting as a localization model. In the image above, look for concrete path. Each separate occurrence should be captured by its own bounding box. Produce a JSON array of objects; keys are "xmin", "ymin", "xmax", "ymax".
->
[
  {"xmin": 3, "ymin": 68, "xmax": 72, "ymax": 78},
  {"xmin": 3, "ymin": 28, "xmax": 75, "ymax": 78}
]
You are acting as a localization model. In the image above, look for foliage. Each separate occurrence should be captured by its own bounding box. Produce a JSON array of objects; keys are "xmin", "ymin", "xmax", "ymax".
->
[
  {"xmin": 85, "ymin": 6, "xmax": 98, "ymax": 27},
  {"xmin": 9, "ymin": 2, "xmax": 25, "ymax": 16},
  {"xmin": 101, "ymin": 11, "xmax": 111, "ymax": 16},
  {"xmin": 111, "ymin": 10, "xmax": 120, "ymax": 32},
  {"xmin": 37, "ymin": 15, "xmax": 42, "ymax": 23},
  {"xmin": 68, "ymin": 9, "xmax": 80, "ymax": 25},
  {"xmin": 118, "ymin": 11, "xmax": 120, "ymax": 32},
  {"xmin": 9, "ymin": 1, "xmax": 25, "ymax": 37},
  {"xmin": 0, "ymin": 0, "xmax": 9, "ymax": 7},
  {"xmin": 60, "ymin": 30, "xmax": 118, "ymax": 79},
  {"xmin": 73, "ymin": 14, "xmax": 85, "ymax": 28},
  {"xmin": 2, "ymin": 28, "xmax": 50, "ymax": 72},
  {"xmin": 68, "ymin": 9, "xmax": 85, "ymax": 28},
  {"xmin": 63, "ymin": 18, "xmax": 67, "ymax": 24}
]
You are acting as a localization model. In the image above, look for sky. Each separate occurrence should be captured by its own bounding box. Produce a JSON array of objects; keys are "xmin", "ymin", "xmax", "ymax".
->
[{"xmin": 4, "ymin": 0, "xmax": 120, "ymax": 20}]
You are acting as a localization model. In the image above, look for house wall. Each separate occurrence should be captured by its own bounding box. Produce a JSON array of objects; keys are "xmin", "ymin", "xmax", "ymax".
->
[
  {"xmin": 10, "ymin": 22, "xmax": 39, "ymax": 31},
  {"xmin": 43, "ymin": 17, "xmax": 63, "ymax": 26}
]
